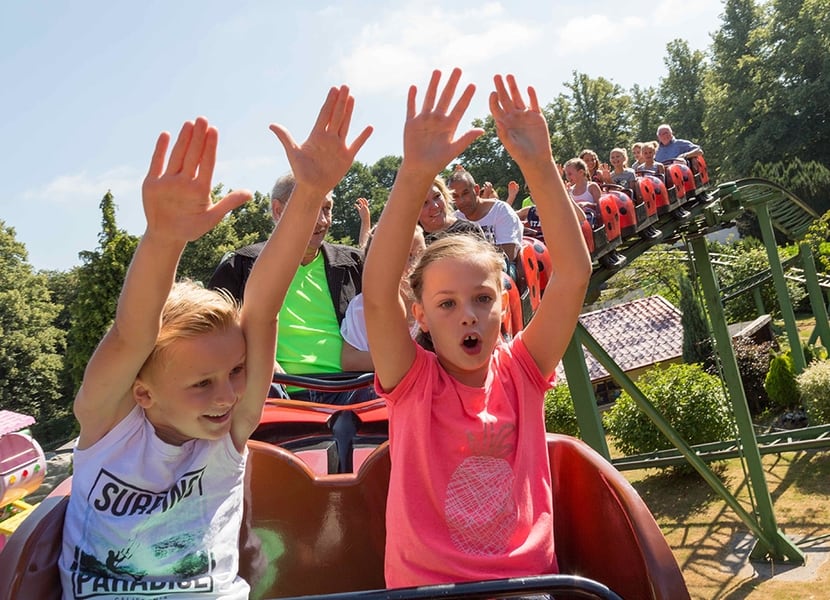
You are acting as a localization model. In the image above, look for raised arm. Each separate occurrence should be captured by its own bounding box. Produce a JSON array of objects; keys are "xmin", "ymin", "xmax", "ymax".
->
[
  {"xmin": 364, "ymin": 68, "xmax": 483, "ymax": 392},
  {"xmin": 75, "ymin": 118, "xmax": 251, "ymax": 449},
  {"xmin": 489, "ymin": 75, "xmax": 591, "ymax": 378},
  {"xmin": 355, "ymin": 196, "xmax": 372, "ymax": 248},
  {"xmin": 234, "ymin": 86, "xmax": 372, "ymax": 447}
]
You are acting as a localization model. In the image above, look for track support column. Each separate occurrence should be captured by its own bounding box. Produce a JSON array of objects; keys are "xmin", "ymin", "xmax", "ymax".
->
[{"xmin": 690, "ymin": 235, "xmax": 804, "ymax": 563}]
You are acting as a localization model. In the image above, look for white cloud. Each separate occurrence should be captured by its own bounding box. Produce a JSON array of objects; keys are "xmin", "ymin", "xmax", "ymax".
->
[
  {"xmin": 23, "ymin": 166, "xmax": 142, "ymax": 206},
  {"xmin": 336, "ymin": 2, "xmax": 540, "ymax": 94}
]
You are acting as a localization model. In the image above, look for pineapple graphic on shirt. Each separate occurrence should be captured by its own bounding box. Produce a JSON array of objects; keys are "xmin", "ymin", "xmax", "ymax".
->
[{"xmin": 444, "ymin": 421, "xmax": 518, "ymax": 555}]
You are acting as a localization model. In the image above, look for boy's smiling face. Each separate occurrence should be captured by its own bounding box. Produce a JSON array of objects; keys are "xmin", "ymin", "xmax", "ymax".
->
[{"xmin": 135, "ymin": 325, "xmax": 247, "ymax": 446}]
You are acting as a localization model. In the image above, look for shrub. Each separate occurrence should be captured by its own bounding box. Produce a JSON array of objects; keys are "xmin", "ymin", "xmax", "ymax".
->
[
  {"xmin": 603, "ymin": 363, "xmax": 736, "ymax": 456},
  {"xmin": 764, "ymin": 352, "xmax": 801, "ymax": 411},
  {"xmin": 724, "ymin": 337, "xmax": 775, "ymax": 415},
  {"xmin": 543, "ymin": 383, "xmax": 580, "ymax": 437},
  {"xmin": 796, "ymin": 359, "xmax": 830, "ymax": 425}
]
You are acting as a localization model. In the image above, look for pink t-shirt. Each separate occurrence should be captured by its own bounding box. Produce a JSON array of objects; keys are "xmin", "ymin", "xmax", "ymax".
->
[{"xmin": 377, "ymin": 333, "xmax": 557, "ymax": 588}]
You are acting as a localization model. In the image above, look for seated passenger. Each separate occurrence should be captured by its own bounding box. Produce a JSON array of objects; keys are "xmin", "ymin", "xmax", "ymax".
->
[
  {"xmin": 601, "ymin": 147, "xmax": 636, "ymax": 190},
  {"xmin": 579, "ymin": 149, "xmax": 605, "ymax": 184},
  {"xmin": 564, "ymin": 157, "xmax": 602, "ymax": 227},
  {"xmin": 637, "ymin": 141, "xmax": 666, "ymax": 180},
  {"xmin": 655, "ymin": 124, "xmax": 703, "ymax": 163},
  {"xmin": 419, "ymin": 176, "xmax": 485, "ymax": 245},
  {"xmin": 446, "ymin": 167, "xmax": 523, "ymax": 261},
  {"xmin": 208, "ymin": 172, "xmax": 369, "ymax": 400},
  {"xmin": 340, "ymin": 226, "xmax": 426, "ymax": 371},
  {"xmin": 631, "ymin": 142, "xmax": 644, "ymax": 169}
]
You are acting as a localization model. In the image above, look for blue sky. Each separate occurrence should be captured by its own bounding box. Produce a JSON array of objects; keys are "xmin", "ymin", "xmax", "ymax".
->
[{"xmin": 1, "ymin": 0, "xmax": 724, "ymax": 272}]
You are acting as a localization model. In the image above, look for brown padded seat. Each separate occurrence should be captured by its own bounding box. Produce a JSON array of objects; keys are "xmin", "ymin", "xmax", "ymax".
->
[{"xmin": 0, "ymin": 435, "xmax": 688, "ymax": 600}]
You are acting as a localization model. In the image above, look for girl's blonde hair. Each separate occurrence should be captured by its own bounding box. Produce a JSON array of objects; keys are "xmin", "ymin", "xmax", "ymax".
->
[
  {"xmin": 610, "ymin": 147, "xmax": 628, "ymax": 162},
  {"xmin": 141, "ymin": 280, "xmax": 240, "ymax": 374}
]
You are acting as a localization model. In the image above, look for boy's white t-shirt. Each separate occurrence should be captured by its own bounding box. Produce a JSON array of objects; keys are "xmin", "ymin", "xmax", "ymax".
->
[
  {"xmin": 60, "ymin": 405, "xmax": 249, "ymax": 600},
  {"xmin": 454, "ymin": 201, "xmax": 523, "ymax": 247}
]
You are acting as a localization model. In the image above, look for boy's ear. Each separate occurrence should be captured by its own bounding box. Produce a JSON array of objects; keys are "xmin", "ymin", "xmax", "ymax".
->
[
  {"xmin": 412, "ymin": 302, "xmax": 429, "ymax": 333},
  {"xmin": 133, "ymin": 379, "xmax": 154, "ymax": 409}
]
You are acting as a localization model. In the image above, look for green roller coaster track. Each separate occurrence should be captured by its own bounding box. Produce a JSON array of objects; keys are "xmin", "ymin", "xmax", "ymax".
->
[{"xmin": 565, "ymin": 176, "xmax": 828, "ymax": 564}]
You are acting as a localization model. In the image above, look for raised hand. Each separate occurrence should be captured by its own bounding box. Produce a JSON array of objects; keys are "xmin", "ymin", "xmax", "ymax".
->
[
  {"xmin": 142, "ymin": 117, "xmax": 252, "ymax": 243},
  {"xmin": 489, "ymin": 74, "xmax": 553, "ymax": 168},
  {"xmin": 270, "ymin": 86, "xmax": 373, "ymax": 196},
  {"xmin": 355, "ymin": 196, "xmax": 371, "ymax": 224},
  {"xmin": 402, "ymin": 68, "xmax": 484, "ymax": 174}
]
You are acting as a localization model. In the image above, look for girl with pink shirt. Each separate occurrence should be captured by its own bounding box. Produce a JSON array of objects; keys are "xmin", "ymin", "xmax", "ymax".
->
[{"xmin": 363, "ymin": 68, "xmax": 591, "ymax": 588}]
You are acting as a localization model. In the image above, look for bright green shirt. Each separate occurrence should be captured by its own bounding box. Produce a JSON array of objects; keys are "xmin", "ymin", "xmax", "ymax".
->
[{"xmin": 277, "ymin": 252, "xmax": 342, "ymax": 376}]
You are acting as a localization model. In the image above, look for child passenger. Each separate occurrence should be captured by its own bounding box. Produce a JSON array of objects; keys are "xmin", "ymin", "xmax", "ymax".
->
[
  {"xmin": 564, "ymin": 157, "xmax": 602, "ymax": 227},
  {"xmin": 363, "ymin": 68, "xmax": 592, "ymax": 588},
  {"xmin": 59, "ymin": 87, "xmax": 372, "ymax": 599}
]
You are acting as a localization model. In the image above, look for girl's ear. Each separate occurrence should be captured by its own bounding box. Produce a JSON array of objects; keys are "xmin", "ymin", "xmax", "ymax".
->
[
  {"xmin": 133, "ymin": 379, "xmax": 154, "ymax": 409},
  {"xmin": 412, "ymin": 302, "xmax": 429, "ymax": 333}
]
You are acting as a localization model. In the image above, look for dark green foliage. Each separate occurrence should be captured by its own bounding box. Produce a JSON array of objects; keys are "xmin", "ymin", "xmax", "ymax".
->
[
  {"xmin": 751, "ymin": 159, "xmax": 830, "ymax": 216},
  {"xmin": 330, "ymin": 162, "xmax": 386, "ymax": 244},
  {"xmin": 0, "ymin": 222, "xmax": 66, "ymax": 444},
  {"xmin": 454, "ymin": 115, "xmax": 523, "ymax": 203},
  {"xmin": 599, "ymin": 248, "xmax": 688, "ymax": 306},
  {"xmin": 178, "ymin": 189, "xmax": 272, "ymax": 285},
  {"xmin": 603, "ymin": 363, "xmax": 736, "ymax": 456},
  {"xmin": 719, "ymin": 337, "xmax": 776, "ymax": 415},
  {"xmin": 711, "ymin": 238, "xmax": 806, "ymax": 323},
  {"xmin": 764, "ymin": 351, "xmax": 801, "ymax": 410},
  {"xmin": 679, "ymin": 272, "xmax": 713, "ymax": 367},
  {"xmin": 65, "ymin": 192, "xmax": 139, "ymax": 395},
  {"xmin": 543, "ymin": 383, "xmax": 580, "ymax": 437}
]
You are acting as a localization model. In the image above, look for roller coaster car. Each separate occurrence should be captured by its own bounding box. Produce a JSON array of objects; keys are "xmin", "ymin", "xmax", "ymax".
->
[
  {"xmin": 600, "ymin": 184, "xmax": 661, "ymax": 241},
  {"xmin": 687, "ymin": 155, "xmax": 710, "ymax": 192},
  {"xmin": 0, "ymin": 433, "xmax": 690, "ymax": 600},
  {"xmin": 636, "ymin": 170, "xmax": 681, "ymax": 217}
]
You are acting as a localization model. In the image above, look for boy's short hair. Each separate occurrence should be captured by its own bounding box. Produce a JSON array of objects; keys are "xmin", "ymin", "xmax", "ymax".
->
[{"xmin": 141, "ymin": 280, "xmax": 240, "ymax": 374}]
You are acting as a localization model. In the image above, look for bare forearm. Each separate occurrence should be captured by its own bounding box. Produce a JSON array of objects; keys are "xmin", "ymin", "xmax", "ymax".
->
[
  {"xmin": 526, "ymin": 160, "xmax": 592, "ymax": 279},
  {"xmin": 364, "ymin": 167, "xmax": 432, "ymax": 305},
  {"xmin": 113, "ymin": 232, "xmax": 185, "ymax": 348}
]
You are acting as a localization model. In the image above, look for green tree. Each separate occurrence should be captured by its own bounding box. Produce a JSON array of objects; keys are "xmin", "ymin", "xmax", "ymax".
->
[
  {"xmin": 370, "ymin": 155, "xmax": 402, "ymax": 190},
  {"xmin": 711, "ymin": 238, "xmax": 806, "ymax": 322},
  {"xmin": 331, "ymin": 162, "xmax": 382, "ymax": 244},
  {"xmin": 764, "ymin": 0, "xmax": 830, "ymax": 167},
  {"xmin": 177, "ymin": 189, "xmax": 270, "ymax": 285},
  {"xmin": 562, "ymin": 72, "xmax": 632, "ymax": 157},
  {"xmin": 65, "ymin": 192, "xmax": 139, "ymax": 394},
  {"xmin": 679, "ymin": 272, "xmax": 713, "ymax": 366},
  {"xmin": 230, "ymin": 190, "xmax": 273, "ymax": 242},
  {"xmin": 603, "ymin": 363, "xmax": 736, "ymax": 458},
  {"xmin": 598, "ymin": 247, "xmax": 688, "ymax": 307},
  {"xmin": 0, "ymin": 222, "xmax": 65, "ymax": 443},
  {"xmin": 658, "ymin": 39, "xmax": 707, "ymax": 144},
  {"xmin": 764, "ymin": 351, "xmax": 800, "ymax": 410},
  {"xmin": 43, "ymin": 267, "xmax": 81, "ymax": 403},
  {"xmin": 628, "ymin": 84, "xmax": 662, "ymax": 144},
  {"xmin": 702, "ymin": 0, "xmax": 765, "ymax": 179},
  {"xmin": 455, "ymin": 115, "xmax": 523, "ymax": 202}
]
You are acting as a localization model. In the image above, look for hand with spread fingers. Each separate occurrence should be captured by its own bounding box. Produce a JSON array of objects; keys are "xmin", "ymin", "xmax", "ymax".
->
[
  {"xmin": 269, "ymin": 85, "xmax": 373, "ymax": 198},
  {"xmin": 142, "ymin": 117, "xmax": 251, "ymax": 244}
]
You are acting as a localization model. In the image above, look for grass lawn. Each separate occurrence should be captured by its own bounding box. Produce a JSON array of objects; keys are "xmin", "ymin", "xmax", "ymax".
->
[{"xmin": 624, "ymin": 449, "xmax": 830, "ymax": 599}]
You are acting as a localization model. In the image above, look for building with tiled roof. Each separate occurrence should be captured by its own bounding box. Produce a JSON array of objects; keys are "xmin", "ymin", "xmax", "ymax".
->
[{"xmin": 556, "ymin": 295, "xmax": 684, "ymax": 403}]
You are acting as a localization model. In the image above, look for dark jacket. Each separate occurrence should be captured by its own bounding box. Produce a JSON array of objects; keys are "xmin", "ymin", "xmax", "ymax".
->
[{"xmin": 207, "ymin": 241, "xmax": 363, "ymax": 326}]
